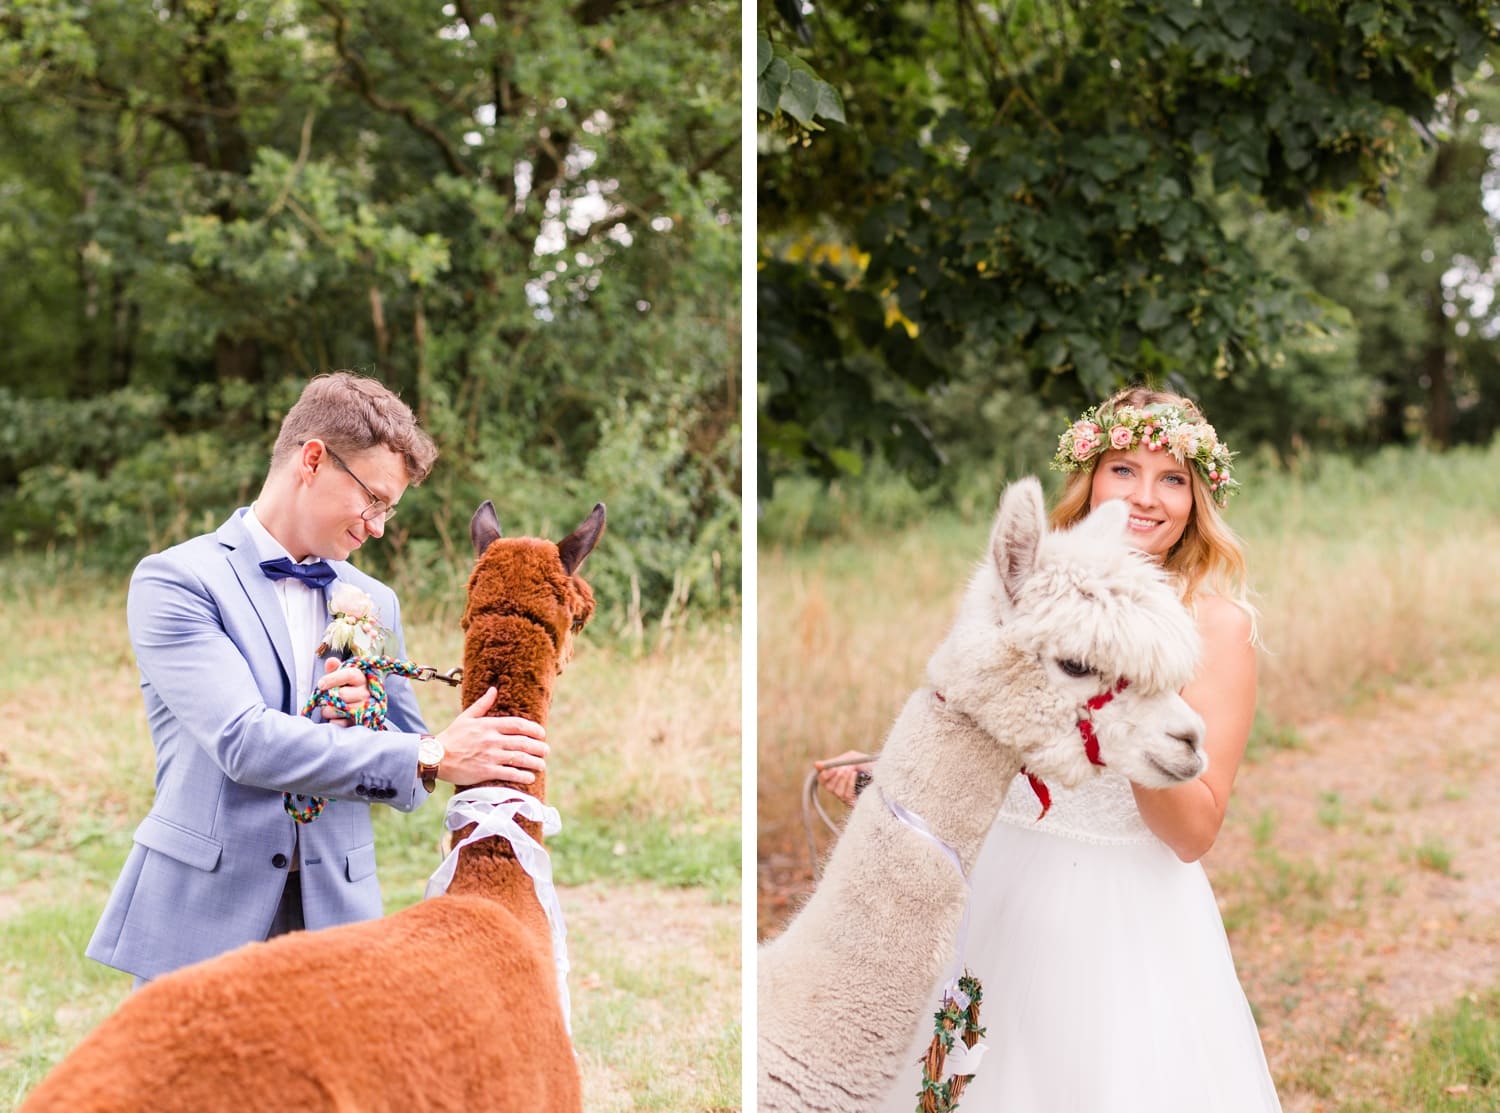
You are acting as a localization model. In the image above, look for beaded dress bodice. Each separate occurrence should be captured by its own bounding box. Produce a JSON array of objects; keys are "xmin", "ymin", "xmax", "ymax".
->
[{"xmin": 993, "ymin": 769, "xmax": 1156, "ymax": 845}]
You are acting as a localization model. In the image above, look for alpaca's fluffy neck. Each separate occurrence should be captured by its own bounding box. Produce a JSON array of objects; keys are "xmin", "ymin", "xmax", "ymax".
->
[
  {"xmin": 445, "ymin": 621, "xmax": 557, "ymax": 912},
  {"xmin": 758, "ymin": 680, "xmax": 1028, "ymax": 1111},
  {"xmin": 872, "ymin": 689, "xmax": 1025, "ymax": 869}
]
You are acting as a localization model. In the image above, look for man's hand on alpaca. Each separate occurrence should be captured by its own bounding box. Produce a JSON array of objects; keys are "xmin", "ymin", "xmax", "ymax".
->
[{"xmin": 434, "ymin": 685, "xmax": 549, "ymax": 785}]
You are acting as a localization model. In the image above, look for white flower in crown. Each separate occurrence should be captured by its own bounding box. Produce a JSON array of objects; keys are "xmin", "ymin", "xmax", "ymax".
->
[
  {"xmin": 1168, "ymin": 424, "xmax": 1200, "ymax": 458},
  {"xmin": 316, "ymin": 583, "xmax": 392, "ymax": 658}
]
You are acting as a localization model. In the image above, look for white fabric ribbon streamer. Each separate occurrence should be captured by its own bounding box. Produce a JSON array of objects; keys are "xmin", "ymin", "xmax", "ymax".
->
[
  {"xmin": 882, "ymin": 790, "xmax": 990, "ymax": 1073},
  {"xmin": 882, "ymin": 791, "xmax": 971, "ymax": 996},
  {"xmin": 425, "ymin": 787, "xmax": 572, "ymax": 1034}
]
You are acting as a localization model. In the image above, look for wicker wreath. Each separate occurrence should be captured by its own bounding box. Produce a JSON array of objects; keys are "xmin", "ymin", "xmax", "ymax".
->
[{"xmin": 917, "ymin": 973, "xmax": 985, "ymax": 1113}]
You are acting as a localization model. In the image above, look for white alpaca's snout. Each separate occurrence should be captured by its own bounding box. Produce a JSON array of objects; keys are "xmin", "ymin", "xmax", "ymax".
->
[{"xmin": 1096, "ymin": 693, "xmax": 1207, "ymax": 787}]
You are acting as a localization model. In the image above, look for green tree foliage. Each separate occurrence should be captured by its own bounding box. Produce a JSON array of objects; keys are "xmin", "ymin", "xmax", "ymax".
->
[
  {"xmin": 757, "ymin": 26, "xmax": 846, "ymax": 134},
  {"xmin": 0, "ymin": 0, "xmax": 740, "ymax": 625},
  {"xmin": 758, "ymin": 0, "xmax": 1499, "ymax": 486},
  {"xmin": 1210, "ymin": 64, "xmax": 1500, "ymax": 452}
]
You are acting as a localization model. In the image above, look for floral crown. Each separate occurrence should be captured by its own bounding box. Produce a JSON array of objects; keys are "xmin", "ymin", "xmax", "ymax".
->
[{"xmin": 1051, "ymin": 402, "xmax": 1238, "ymax": 507}]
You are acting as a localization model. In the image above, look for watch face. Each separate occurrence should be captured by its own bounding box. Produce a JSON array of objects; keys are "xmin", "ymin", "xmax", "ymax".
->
[{"xmin": 419, "ymin": 737, "xmax": 444, "ymax": 765}]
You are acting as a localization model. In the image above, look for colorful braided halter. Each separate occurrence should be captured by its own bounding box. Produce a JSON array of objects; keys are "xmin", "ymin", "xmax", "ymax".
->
[{"xmin": 283, "ymin": 655, "xmax": 432, "ymax": 824}]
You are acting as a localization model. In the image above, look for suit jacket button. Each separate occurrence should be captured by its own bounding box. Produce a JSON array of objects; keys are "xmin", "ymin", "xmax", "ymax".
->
[
  {"xmin": 355, "ymin": 784, "xmax": 368, "ymax": 796},
  {"xmin": 382, "ymin": 787, "xmax": 396, "ymax": 799},
  {"xmin": 271, "ymin": 853, "xmax": 288, "ymax": 869}
]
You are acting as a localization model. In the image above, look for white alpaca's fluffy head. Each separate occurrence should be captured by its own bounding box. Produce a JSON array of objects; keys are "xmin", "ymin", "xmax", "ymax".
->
[{"xmin": 928, "ymin": 477, "xmax": 1206, "ymax": 789}]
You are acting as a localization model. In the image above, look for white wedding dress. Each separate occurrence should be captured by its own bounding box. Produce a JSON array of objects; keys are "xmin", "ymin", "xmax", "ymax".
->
[{"xmin": 873, "ymin": 770, "xmax": 1282, "ymax": 1112}]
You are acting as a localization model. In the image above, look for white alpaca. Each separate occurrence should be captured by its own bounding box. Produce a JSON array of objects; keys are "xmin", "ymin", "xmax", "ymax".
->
[{"xmin": 758, "ymin": 477, "xmax": 1208, "ymax": 1111}]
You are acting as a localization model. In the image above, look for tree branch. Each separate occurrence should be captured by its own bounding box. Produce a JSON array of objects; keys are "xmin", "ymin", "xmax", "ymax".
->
[
  {"xmin": 957, "ymin": 0, "xmax": 1059, "ymax": 134},
  {"xmin": 365, "ymin": 7, "xmax": 480, "ymax": 114},
  {"xmin": 316, "ymin": 0, "xmax": 474, "ymax": 178},
  {"xmin": 266, "ymin": 108, "xmax": 316, "ymax": 217}
]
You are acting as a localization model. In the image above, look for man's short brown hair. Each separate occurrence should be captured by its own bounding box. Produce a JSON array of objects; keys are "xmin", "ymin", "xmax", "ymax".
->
[{"xmin": 272, "ymin": 372, "xmax": 439, "ymax": 483}]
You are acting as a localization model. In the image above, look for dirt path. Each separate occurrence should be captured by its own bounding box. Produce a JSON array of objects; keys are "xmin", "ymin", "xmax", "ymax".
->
[
  {"xmin": 1210, "ymin": 672, "xmax": 1500, "ymax": 1109},
  {"xmin": 757, "ymin": 672, "xmax": 1500, "ymax": 1107}
]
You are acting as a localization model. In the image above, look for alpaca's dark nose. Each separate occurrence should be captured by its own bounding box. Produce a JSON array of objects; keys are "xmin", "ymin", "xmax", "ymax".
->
[{"xmin": 1171, "ymin": 729, "xmax": 1202, "ymax": 752}]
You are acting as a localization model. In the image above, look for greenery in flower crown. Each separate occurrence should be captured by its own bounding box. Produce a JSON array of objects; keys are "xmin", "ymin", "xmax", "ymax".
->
[{"xmin": 1051, "ymin": 403, "xmax": 1239, "ymax": 507}]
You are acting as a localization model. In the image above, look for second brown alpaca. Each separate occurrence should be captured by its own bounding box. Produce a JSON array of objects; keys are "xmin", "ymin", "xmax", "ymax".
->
[{"xmin": 18, "ymin": 500, "xmax": 605, "ymax": 1113}]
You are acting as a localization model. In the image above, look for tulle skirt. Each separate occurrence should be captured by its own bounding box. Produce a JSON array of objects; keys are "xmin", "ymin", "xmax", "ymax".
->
[{"xmin": 874, "ymin": 817, "xmax": 1282, "ymax": 1113}]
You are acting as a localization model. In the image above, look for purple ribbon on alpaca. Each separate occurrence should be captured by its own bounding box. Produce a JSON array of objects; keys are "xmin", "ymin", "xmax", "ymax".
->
[{"xmin": 425, "ymin": 787, "xmax": 572, "ymax": 1036}]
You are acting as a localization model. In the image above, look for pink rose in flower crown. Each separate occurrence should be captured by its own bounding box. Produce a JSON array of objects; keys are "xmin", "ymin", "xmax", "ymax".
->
[
  {"xmin": 1070, "ymin": 421, "xmax": 1101, "ymax": 460},
  {"xmin": 1108, "ymin": 424, "xmax": 1134, "ymax": 450}
]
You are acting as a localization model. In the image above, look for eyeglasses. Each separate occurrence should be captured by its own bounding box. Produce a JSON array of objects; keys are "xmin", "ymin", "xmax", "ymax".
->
[{"xmin": 310, "ymin": 442, "xmax": 398, "ymax": 522}]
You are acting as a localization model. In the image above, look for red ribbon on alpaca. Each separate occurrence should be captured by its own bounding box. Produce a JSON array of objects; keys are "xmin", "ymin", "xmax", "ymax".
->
[{"xmin": 1024, "ymin": 677, "xmax": 1129, "ymax": 820}]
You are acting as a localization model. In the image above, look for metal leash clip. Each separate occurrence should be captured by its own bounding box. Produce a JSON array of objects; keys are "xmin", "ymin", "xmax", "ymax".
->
[{"xmin": 412, "ymin": 665, "xmax": 464, "ymax": 687}]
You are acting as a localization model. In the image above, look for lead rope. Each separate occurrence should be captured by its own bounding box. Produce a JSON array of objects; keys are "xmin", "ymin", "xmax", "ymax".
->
[
  {"xmin": 801, "ymin": 753, "xmax": 870, "ymax": 880},
  {"xmin": 284, "ymin": 655, "xmax": 461, "ymax": 823}
]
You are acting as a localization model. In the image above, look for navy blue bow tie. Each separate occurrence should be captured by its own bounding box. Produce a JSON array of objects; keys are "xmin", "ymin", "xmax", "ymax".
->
[{"xmin": 259, "ymin": 557, "xmax": 337, "ymax": 590}]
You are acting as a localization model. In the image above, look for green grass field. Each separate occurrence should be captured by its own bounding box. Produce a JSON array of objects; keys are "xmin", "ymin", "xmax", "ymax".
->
[{"xmin": 0, "ymin": 559, "xmax": 740, "ymax": 1112}]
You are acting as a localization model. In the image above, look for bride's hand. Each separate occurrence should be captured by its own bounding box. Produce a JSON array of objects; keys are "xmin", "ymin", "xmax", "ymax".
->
[{"xmin": 814, "ymin": 750, "xmax": 874, "ymax": 807}]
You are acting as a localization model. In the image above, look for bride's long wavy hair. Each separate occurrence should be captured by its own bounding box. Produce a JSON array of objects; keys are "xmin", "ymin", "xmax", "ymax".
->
[{"xmin": 1049, "ymin": 386, "xmax": 1257, "ymax": 635}]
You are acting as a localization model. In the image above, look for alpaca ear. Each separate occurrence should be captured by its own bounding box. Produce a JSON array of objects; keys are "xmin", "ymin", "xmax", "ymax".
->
[
  {"xmin": 992, "ymin": 477, "xmax": 1044, "ymax": 604},
  {"xmin": 558, "ymin": 502, "xmax": 606, "ymax": 575},
  {"xmin": 470, "ymin": 500, "xmax": 503, "ymax": 557},
  {"xmin": 1080, "ymin": 497, "xmax": 1129, "ymax": 542}
]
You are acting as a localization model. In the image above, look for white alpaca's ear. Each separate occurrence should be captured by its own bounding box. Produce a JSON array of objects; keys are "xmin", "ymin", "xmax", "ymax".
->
[
  {"xmin": 1079, "ymin": 497, "xmax": 1129, "ymax": 542},
  {"xmin": 991, "ymin": 476, "xmax": 1045, "ymax": 605}
]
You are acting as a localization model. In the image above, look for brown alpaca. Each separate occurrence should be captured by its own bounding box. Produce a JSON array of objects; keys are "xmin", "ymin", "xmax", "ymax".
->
[{"xmin": 18, "ymin": 500, "xmax": 606, "ymax": 1113}]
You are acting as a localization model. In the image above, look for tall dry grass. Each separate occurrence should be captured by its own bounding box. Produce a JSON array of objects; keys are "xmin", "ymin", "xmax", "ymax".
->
[
  {"xmin": 398, "ymin": 608, "xmax": 742, "ymax": 846},
  {"xmin": 757, "ymin": 443, "xmax": 1500, "ymax": 868},
  {"xmin": 1235, "ymin": 447, "xmax": 1500, "ymax": 723},
  {"xmin": 756, "ymin": 523, "xmax": 974, "ymax": 856}
]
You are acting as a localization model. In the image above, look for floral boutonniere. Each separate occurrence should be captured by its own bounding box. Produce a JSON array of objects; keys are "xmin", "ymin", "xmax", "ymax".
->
[{"xmin": 316, "ymin": 583, "xmax": 392, "ymax": 658}]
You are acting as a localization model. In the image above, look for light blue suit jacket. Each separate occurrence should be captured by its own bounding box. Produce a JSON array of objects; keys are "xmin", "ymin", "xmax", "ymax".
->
[{"xmin": 87, "ymin": 509, "xmax": 431, "ymax": 981}]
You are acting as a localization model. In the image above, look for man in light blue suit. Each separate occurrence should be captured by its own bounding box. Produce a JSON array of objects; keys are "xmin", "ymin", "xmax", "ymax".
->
[{"xmin": 88, "ymin": 373, "xmax": 551, "ymax": 983}]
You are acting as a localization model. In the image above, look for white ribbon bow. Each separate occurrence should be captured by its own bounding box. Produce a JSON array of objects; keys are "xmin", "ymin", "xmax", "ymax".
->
[{"xmin": 425, "ymin": 787, "xmax": 572, "ymax": 1034}]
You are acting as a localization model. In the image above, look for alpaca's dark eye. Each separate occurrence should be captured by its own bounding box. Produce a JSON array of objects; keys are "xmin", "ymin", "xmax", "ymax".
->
[
  {"xmin": 1057, "ymin": 658, "xmax": 1093, "ymax": 678},
  {"xmin": 570, "ymin": 616, "xmax": 585, "ymax": 634}
]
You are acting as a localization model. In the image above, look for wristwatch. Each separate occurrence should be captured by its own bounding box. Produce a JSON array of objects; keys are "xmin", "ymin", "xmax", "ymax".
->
[{"xmin": 417, "ymin": 734, "xmax": 445, "ymax": 793}]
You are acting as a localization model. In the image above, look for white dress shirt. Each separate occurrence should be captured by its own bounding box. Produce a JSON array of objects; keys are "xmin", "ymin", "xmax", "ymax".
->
[{"xmin": 243, "ymin": 505, "xmax": 327, "ymax": 710}]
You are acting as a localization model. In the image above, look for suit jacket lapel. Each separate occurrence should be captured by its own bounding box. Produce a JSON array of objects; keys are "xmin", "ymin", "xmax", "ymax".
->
[
  {"xmin": 218, "ymin": 512, "xmax": 298, "ymax": 705},
  {"xmin": 319, "ymin": 578, "xmax": 338, "ymax": 663}
]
